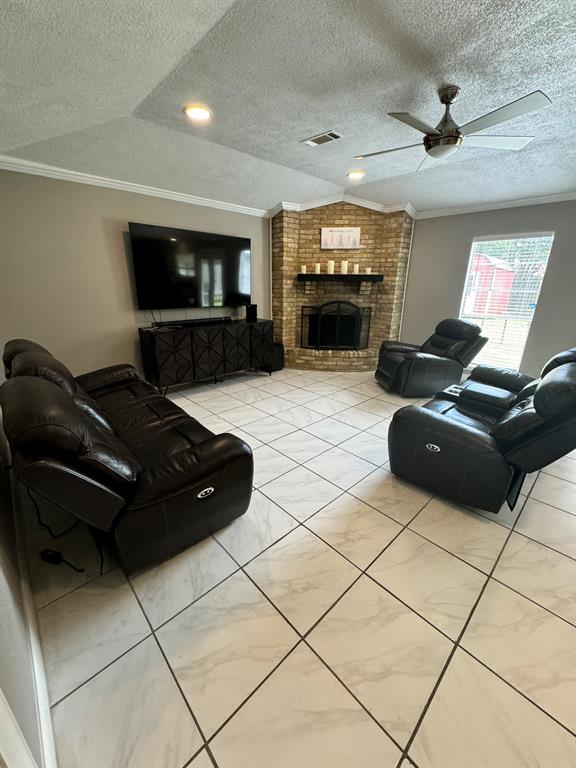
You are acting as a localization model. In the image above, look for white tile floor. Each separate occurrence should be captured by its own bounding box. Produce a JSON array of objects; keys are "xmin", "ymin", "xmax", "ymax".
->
[{"xmin": 22, "ymin": 367, "xmax": 576, "ymax": 768}]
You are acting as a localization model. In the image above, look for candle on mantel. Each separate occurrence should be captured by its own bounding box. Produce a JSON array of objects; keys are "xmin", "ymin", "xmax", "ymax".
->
[
  {"xmin": 353, "ymin": 264, "xmax": 360, "ymax": 274},
  {"xmin": 300, "ymin": 264, "xmax": 307, "ymax": 274},
  {"xmin": 366, "ymin": 267, "xmax": 372, "ymax": 274},
  {"xmin": 340, "ymin": 260, "xmax": 349, "ymax": 274},
  {"xmin": 327, "ymin": 260, "xmax": 335, "ymax": 274},
  {"xmin": 314, "ymin": 263, "xmax": 321, "ymax": 273}
]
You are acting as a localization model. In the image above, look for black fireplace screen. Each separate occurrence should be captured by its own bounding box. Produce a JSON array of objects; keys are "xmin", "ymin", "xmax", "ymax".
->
[{"xmin": 301, "ymin": 301, "xmax": 371, "ymax": 350}]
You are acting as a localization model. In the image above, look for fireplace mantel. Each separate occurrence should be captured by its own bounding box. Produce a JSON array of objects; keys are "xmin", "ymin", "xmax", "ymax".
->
[{"xmin": 296, "ymin": 273, "xmax": 383, "ymax": 283}]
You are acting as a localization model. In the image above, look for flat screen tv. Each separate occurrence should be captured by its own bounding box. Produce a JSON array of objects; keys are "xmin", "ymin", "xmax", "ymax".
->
[{"xmin": 129, "ymin": 222, "xmax": 251, "ymax": 310}]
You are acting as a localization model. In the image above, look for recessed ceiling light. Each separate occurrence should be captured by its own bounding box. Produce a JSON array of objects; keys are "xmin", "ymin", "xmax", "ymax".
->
[
  {"xmin": 347, "ymin": 170, "xmax": 367, "ymax": 181},
  {"xmin": 184, "ymin": 104, "xmax": 213, "ymax": 123}
]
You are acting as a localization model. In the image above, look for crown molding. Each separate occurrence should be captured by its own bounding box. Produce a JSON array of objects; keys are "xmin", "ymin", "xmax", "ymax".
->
[
  {"xmin": 270, "ymin": 191, "xmax": 576, "ymax": 220},
  {"xmin": 268, "ymin": 193, "xmax": 417, "ymax": 218},
  {"xmin": 2, "ymin": 153, "xmax": 573, "ymax": 223},
  {"xmin": 415, "ymin": 191, "xmax": 576, "ymax": 219},
  {"xmin": 0, "ymin": 155, "xmax": 269, "ymax": 218}
]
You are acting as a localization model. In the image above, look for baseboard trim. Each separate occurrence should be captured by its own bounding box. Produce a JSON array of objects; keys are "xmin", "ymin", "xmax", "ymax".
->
[
  {"xmin": 12, "ymin": 478, "xmax": 58, "ymax": 768},
  {"xmin": 0, "ymin": 687, "xmax": 38, "ymax": 768}
]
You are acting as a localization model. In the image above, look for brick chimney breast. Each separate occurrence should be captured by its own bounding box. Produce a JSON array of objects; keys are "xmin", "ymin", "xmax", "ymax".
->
[{"xmin": 271, "ymin": 202, "xmax": 414, "ymax": 370}]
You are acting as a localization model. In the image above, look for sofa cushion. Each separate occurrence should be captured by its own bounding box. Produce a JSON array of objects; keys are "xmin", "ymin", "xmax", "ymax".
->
[
  {"xmin": 421, "ymin": 319, "xmax": 483, "ymax": 365},
  {"xmin": 73, "ymin": 386, "xmax": 114, "ymax": 432},
  {"xmin": 75, "ymin": 364, "xmax": 141, "ymax": 394},
  {"xmin": 469, "ymin": 364, "xmax": 534, "ymax": 393},
  {"xmin": 434, "ymin": 318, "xmax": 481, "ymax": 341},
  {"xmin": 10, "ymin": 351, "xmax": 77, "ymax": 396},
  {"xmin": 3, "ymin": 339, "xmax": 52, "ymax": 375},
  {"xmin": 0, "ymin": 377, "xmax": 140, "ymax": 488},
  {"xmin": 540, "ymin": 347, "xmax": 576, "ymax": 377},
  {"xmin": 534, "ymin": 363, "xmax": 576, "ymax": 418},
  {"xmin": 90, "ymin": 379, "xmax": 214, "ymax": 469}
]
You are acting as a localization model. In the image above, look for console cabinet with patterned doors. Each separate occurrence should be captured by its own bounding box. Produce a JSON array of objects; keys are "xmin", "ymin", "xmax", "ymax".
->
[{"xmin": 139, "ymin": 320, "xmax": 274, "ymax": 389}]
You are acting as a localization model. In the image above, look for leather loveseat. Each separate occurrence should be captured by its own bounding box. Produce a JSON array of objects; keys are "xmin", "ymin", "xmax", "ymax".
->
[
  {"xmin": 0, "ymin": 340, "xmax": 253, "ymax": 572},
  {"xmin": 376, "ymin": 319, "xmax": 487, "ymax": 397},
  {"xmin": 388, "ymin": 348, "xmax": 576, "ymax": 513}
]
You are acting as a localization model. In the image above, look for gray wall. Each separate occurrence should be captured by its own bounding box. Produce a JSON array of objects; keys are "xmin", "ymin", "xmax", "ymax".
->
[
  {"xmin": 0, "ymin": 171, "xmax": 270, "ymax": 376},
  {"xmin": 401, "ymin": 200, "xmax": 576, "ymax": 376}
]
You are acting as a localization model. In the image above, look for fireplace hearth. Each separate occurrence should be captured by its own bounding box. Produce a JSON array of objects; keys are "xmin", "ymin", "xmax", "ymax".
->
[{"xmin": 301, "ymin": 301, "xmax": 371, "ymax": 350}]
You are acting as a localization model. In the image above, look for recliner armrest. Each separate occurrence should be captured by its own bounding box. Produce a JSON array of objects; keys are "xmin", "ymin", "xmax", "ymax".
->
[
  {"xmin": 129, "ymin": 433, "xmax": 253, "ymax": 508},
  {"xmin": 15, "ymin": 458, "xmax": 125, "ymax": 531},
  {"xmin": 406, "ymin": 352, "xmax": 460, "ymax": 365},
  {"xmin": 458, "ymin": 381, "xmax": 516, "ymax": 414},
  {"xmin": 404, "ymin": 352, "xmax": 463, "ymax": 377},
  {"xmin": 391, "ymin": 405, "xmax": 499, "ymax": 453},
  {"xmin": 76, "ymin": 364, "xmax": 141, "ymax": 393},
  {"xmin": 469, "ymin": 365, "xmax": 534, "ymax": 393},
  {"xmin": 380, "ymin": 341, "xmax": 421, "ymax": 353}
]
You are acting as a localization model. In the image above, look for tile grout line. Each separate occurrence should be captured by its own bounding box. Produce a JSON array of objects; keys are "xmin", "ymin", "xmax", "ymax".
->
[
  {"xmin": 124, "ymin": 577, "xmax": 215, "ymax": 767},
  {"xmin": 48, "ymin": 632, "xmax": 152, "ymax": 709},
  {"xmin": 32, "ymin": 559, "xmax": 118, "ymax": 612},
  {"xmin": 458, "ymin": 645, "xmax": 576, "ymax": 738},
  {"xmin": 203, "ymin": 495, "xmax": 440, "ymax": 754},
  {"xmin": 203, "ymin": 541, "xmax": 411, "ymax": 752},
  {"xmin": 399, "ymin": 470, "xmax": 576, "ymax": 761}
]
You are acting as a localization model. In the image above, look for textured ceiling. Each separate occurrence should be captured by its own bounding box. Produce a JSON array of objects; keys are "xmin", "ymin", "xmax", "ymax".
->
[{"xmin": 1, "ymin": 0, "xmax": 575, "ymax": 212}]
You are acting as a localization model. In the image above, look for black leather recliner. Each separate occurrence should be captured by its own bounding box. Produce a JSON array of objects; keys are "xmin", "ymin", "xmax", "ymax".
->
[
  {"xmin": 376, "ymin": 319, "xmax": 488, "ymax": 397},
  {"xmin": 388, "ymin": 348, "xmax": 576, "ymax": 513},
  {"xmin": 0, "ymin": 340, "xmax": 253, "ymax": 573}
]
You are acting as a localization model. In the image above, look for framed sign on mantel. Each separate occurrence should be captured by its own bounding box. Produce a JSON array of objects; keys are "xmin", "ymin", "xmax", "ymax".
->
[{"xmin": 321, "ymin": 227, "xmax": 361, "ymax": 249}]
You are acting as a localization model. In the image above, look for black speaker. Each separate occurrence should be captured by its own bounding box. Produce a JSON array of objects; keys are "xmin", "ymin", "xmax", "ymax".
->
[
  {"xmin": 271, "ymin": 343, "xmax": 284, "ymax": 372},
  {"xmin": 246, "ymin": 304, "xmax": 257, "ymax": 323}
]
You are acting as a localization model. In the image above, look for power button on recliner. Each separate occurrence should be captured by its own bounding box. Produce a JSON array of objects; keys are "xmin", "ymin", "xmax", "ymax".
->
[
  {"xmin": 197, "ymin": 487, "xmax": 215, "ymax": 499},
  {"xmin": 425, "ymin": 443, "xmax": 441, "ymax": 453}
]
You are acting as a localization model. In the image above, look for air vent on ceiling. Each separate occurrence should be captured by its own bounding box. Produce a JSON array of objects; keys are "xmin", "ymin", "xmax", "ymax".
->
[{"xmin": 302, "ymin": 131, "xmax": 342, "ymax": 147}]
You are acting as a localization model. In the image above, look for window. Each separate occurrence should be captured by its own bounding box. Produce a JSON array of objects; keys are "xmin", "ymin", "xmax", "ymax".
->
[{"xmin": 459, "ymin": 234, "xmax": 554, "ymax": 369}]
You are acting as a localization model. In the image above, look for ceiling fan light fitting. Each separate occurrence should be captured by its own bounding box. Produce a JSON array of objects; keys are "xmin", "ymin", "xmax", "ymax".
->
[{"xmin": 424, "ymin": 134, "xmax": 462, "ymax": 158}]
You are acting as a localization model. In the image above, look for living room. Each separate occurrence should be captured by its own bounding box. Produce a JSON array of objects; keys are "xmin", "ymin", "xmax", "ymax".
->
[{"xmin": 1, "ymin": 2, "xmax": 575, "ymax": 767}]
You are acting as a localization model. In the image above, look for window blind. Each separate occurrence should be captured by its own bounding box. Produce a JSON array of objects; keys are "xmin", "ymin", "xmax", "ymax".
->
[{"xmin": 459, "ymin": 235, "xmax": 554, "ymax": 369}]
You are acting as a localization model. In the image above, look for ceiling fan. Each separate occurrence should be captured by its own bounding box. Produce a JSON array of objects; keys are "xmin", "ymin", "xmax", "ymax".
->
[{"xmin": 354, "ymin": 85, "xmax": 551, "ymax": 170}]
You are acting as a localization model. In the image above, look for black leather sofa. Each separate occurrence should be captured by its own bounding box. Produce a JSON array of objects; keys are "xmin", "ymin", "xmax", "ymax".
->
[
  {"xmin": 376, "ymin": 319, "xmax": 487, "ymax": 397},
  {"xmin": 0, "ymin": 340, "xmax": 253, "ymax": 572},
  {"xmin": 388, "ymin": 349, "xmax": 576, "ymax": 512}
]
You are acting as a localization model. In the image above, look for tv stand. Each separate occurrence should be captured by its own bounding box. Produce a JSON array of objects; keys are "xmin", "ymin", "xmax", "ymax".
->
[
  {"xmin": 139, "ymin": 319, "xmax": 273, "ymax": 388},
  {"xmin": 153, "ymin": 316, "xmax": 233, "ymax": 329}
]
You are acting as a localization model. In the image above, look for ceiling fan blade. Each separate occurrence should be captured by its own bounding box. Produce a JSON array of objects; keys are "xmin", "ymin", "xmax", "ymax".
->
[
  {"xmin": 464, "ymin": 135, "xmax": 534, "ymax": 150},
  {"xmin": 417, "ymin": 154, "xmax": 439, "ymax": 171},
  {"xmin": 388, "ymin": 112, "xmax": 441, "ymax": 135},
  {"xmin": 459, "ymin": 91, "xmax": 551, "ymax": 136},
  {"xmin": 355, "ymin": 143, "xmax": 421, "ymax": 159}
]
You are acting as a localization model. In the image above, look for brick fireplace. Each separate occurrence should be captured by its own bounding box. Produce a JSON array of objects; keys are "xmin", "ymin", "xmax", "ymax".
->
[{"xmin": 271, "ymin": 202, "xmax": 414, "ymax": 370}]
